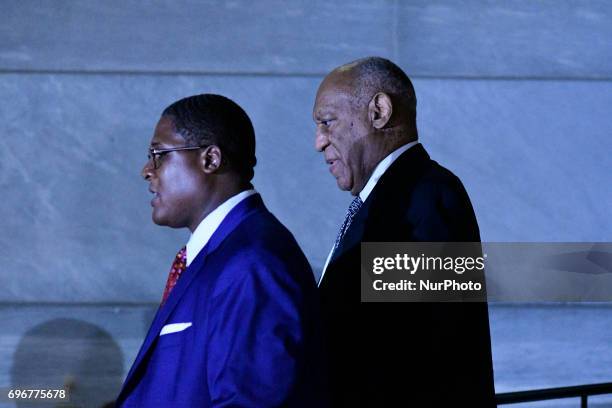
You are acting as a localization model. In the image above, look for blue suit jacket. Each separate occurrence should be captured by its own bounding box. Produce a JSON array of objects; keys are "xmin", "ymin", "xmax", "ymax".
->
[{"xmin": 117, "ymin": 194, "xmax": 327, "ymax": 407}]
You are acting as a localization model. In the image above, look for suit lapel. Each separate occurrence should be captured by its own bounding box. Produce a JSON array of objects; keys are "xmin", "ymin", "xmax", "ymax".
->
[{"xmin": 120, "ymin": 194, "xmax": 265, "ymax": 395}]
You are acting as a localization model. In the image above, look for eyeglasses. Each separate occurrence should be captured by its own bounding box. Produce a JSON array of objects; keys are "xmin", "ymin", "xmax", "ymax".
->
[{"xmin": 147, "ymin": 145, "xmax": 208, "ymax": 169}]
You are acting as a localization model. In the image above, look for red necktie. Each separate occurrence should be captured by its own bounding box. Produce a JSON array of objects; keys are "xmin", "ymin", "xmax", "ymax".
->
[{"xmin": 161, "ymin": 246, "xmax": 187, "ymax": 305}]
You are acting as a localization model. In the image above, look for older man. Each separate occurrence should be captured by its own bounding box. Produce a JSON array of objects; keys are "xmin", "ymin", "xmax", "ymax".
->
[
  {"xmin": 313, "ymin": 57, "xmax": 495, "ymax": 407},
  {"xmin": 117, "ymin": 94, "xmax": 326, "ymax": 407}
]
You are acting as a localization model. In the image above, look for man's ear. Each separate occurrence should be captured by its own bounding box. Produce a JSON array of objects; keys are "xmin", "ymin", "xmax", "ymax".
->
[
  {"xmin": 368, "ymin": 92, "xmax": 393, "ymax": 129},
  {"xmin": 200, "ymin": 145, "xmax": 223, "ymax": 174}
]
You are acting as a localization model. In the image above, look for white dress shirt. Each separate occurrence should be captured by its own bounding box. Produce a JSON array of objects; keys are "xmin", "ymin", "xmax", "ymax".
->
[
  {"xmin": 185, "ymin": 189, "xmax": 257, "ymax": 267},
  {"xmin": 318, "ymin": 141, "xmax": 419, "ymax": 285}
]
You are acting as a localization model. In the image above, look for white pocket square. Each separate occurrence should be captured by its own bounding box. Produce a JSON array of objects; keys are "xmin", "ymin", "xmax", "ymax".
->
[{"xmin": 160, "ymin": 322, "xmax": 192, "ymax": 336}]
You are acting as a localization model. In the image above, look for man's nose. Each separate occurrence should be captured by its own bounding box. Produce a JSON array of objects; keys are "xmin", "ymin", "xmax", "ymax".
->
[
  {"xmin": 141, "ymin": 160, "xmax": 153, "ymax": 180},
  {"xmin": 314, "ymin": 130, "xmax": 329, "ymax": 152}
]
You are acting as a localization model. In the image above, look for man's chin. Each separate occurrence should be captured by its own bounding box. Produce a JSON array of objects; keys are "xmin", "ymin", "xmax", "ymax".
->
[
  {"xmin": 152, "ymin": 216, "xmax": 166, "ymax": 227},
  {"xmin": 151, "ymin": 209, "xmax": 169, "ymax": 227},
  {"xmin": 152, "ymin": 211, "xmax": 186, "ymax": 229},
  {"xmin": 335, "ymin": 177, "xmax": 352, "ymax": 192}
]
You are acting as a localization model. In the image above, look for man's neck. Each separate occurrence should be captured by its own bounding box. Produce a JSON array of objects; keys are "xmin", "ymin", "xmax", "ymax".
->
[
  {"xmin": 188, "ymin": 182, "xmax": 249, "ymax": 232},
  {"xmin": 357, "ymin": 141, "xmax": 418, "ymax": 202}
]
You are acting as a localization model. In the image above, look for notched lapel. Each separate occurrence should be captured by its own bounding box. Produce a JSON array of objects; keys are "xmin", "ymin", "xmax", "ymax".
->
[{"xmin": 120, "ymin": 252, "xmax": 208, "ymax": 397}]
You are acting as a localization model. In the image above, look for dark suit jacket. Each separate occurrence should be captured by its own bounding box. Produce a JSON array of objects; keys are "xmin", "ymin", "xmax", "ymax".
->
[
  {"xmin": 117, "ymin": 194, "xmax": 327, "ymax": 407},
  {"xmin": 319, "ymin": 144, "xmax": 495, "ymax": 407}
]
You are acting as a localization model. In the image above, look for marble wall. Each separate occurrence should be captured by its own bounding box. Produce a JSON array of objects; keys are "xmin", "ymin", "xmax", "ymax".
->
[{"xmin": 1, "ymin": 1, "xmax": 611, "ymax": 405}]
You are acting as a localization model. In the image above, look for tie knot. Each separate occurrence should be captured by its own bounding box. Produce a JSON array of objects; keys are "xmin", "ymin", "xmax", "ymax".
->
[
  {"xmin": 161, "ymin": 246, "xmax": 187, "ymax": 305},
  {"xmin": 333, "ymin": 196, "xmax": 364, "ymax": 250},
  {"xmin": 176, "ymin": 246, "xmax": 187, "ymax": 262},
  {"xmin": 348, "ymin": 196, "xmax": 363, "ymax": 212}
]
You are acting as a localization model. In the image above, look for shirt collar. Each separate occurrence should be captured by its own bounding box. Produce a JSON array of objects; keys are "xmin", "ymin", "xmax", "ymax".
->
[
  {"xmin": 185, "ymin": 189, "xmax": 257, "ymax": 266},
  {"xmin": 359, "ymin": 141, "xmax": 419, "ymax": 202}
]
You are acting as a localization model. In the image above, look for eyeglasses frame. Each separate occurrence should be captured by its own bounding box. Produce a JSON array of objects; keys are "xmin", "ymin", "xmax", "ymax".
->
[{"xmin": 147, "ymin": 145, "xmax": 210, "ymax": 169}]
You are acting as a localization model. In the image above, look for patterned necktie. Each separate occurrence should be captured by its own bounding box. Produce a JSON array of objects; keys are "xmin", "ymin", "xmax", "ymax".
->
[
  {"xmin": 334, "ymin": 196, "xmax": 363, "ymax": 250},
  {"xmin": 161, "ymin": 246, "xmax": 187, "ymax": 305}
]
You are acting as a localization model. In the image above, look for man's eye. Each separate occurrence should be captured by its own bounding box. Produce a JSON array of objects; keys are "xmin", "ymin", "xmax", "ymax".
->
[
  {"xmin": 148, "ymin": 152, "xmax": 163, "ymax": 161},
  {"xmin": 321, "ymin": 119, "xmax": 333, "ymax": 127}
]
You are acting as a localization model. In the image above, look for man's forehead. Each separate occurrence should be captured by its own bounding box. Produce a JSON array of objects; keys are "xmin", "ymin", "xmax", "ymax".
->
[
  {"xmin": 315, "ymin": 81, "xmax": 353, "ymax": 109},
  {"xmin": 320, "ymin": 70, "xmax": 353, "ymax": 91},
  {"xmin": 150, "ymin": 116, "xmax": 183, "ymax": 146}
]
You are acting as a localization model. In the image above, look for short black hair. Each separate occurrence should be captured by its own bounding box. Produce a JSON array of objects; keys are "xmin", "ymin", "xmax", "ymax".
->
[
  {"xmin": 162, "ymin": 94, "xmax": 257, "ymax": 182},
  {"xmin": 346, "ymin": 57, "xmax": 417, "ymax": 124}
]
